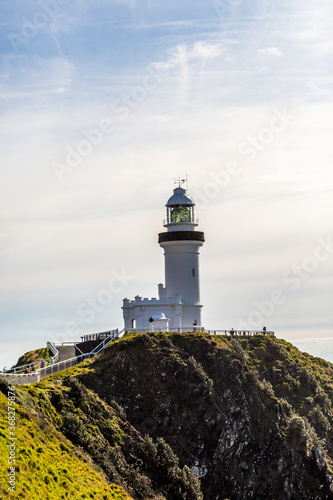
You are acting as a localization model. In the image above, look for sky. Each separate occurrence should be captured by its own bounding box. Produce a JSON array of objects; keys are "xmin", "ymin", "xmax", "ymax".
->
[{"xmin": 0, "ymin": 0, "xmax": 332, "ymax": 370}]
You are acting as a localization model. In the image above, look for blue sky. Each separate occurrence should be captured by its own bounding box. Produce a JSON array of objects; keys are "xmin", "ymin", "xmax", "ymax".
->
[{"xmin": 0, "ymin": 0, "xmax": 332, "ymax": 369}]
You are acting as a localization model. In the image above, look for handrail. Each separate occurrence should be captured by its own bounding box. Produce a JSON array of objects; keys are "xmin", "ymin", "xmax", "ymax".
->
[
  {"xmin": 47, "ymin": 341, "xmax": 59, "ymax": 361},
  {"xmin": 90, "ymin": 329, "xmax": 123, "ymax": 355},
  {"xmin": 2, "ymin": 328, "xmax": 124, "ymax": 385},
  {"xmin": 75, "ymin": 344, "xmax": 85, "ymax": 356},
  {"xmin": 125, "ymin": 328, "xmax": 274, "ymax": 336},
  {"xmin": 54, "ymin": 342, "xmax": 77, "ymax": 346},
  {"xmin": 4, "ymin": 343, "xmax": 59, "ymax": 374},
  {"xmin": 3, "ymin": 353, "xmax": 95, "ymax": 385},
  {"xmin": 206, "ymin": 329, "xmax": 274, "ymax": 336}
]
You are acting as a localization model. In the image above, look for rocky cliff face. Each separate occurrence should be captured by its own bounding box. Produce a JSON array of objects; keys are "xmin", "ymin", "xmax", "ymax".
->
[
  {"xmin": 2, "ymin": 332, "xmax": 333, "ymax": 499},
  {"xmin": 82, "ymin": 333, "xmax": 333, "ymax": 499}
]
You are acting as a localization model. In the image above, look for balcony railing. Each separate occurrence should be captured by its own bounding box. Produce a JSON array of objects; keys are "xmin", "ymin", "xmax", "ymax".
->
[{"xmin": 163, "ymin": 219, "xmax": 199, "ymax": 226}]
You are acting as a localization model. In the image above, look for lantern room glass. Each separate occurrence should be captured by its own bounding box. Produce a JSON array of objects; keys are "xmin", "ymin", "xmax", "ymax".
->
[{"xmin": 167, "ymin": 205, "xmax": 194, "ymax": 224}]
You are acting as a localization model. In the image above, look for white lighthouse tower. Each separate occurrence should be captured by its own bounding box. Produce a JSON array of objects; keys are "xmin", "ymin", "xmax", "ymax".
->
[{"xmin": 122, "ymin": 181, "xmax": 205, "ymax": 331}]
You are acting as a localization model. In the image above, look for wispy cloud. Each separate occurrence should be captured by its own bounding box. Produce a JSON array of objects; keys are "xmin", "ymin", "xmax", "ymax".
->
[
  {"xmin": 258, "ymin": 47, "xmax": 283, "ymax": 57},
  {"xmin": 152, "ymin": 41, "xmax": 223, "ymax": 71}
]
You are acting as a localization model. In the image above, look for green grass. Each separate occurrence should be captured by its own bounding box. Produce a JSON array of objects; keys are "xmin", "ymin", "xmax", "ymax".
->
[
  {"xmin": 0, "ymin": 391, "xmax": 133, "ymax": 500},
  {"xmin": 11, "ymin": 347, "xmax": 52, "ymax": 370}
]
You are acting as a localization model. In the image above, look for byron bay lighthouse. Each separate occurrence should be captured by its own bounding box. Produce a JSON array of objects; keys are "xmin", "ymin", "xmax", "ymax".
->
[{"xmin": 122, "ymin": 181, "xmax": 205, "ymax": 331}]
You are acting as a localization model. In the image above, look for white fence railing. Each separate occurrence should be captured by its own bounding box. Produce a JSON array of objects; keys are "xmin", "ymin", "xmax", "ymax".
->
[
  {"xmin": 5, "ymin": 342, "xmax": 59, "ymax": 375},
  {"xmin": 206, "ymin": 329, "xmax": 274, "ymax": 336},
  {"xmin": 2, "ymin": 329, "xmax": 123, "ymax": 385},
  {"xmin": 4, "ymin": 353, "xmax": 95, "ymax": 385},
  {"xmin": 125, "ymin": 328, "xmax": 274, "ymax": 336}
]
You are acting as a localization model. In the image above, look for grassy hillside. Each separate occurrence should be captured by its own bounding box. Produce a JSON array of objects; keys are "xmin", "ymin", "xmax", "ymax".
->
[
  {"xmin": 2, "ymin": 332, "xmax": 333, "ymax": 499},
  {"xmin": 0, "ymin": 357, "xmax": 201, "ymax": 500},
  {"xmin": 0, "ymin": 388, "xmax": 133, "ymax": 499},
  {"xmin": 11, "ymin": 347, "xmax": 52, "ymax": 370}
]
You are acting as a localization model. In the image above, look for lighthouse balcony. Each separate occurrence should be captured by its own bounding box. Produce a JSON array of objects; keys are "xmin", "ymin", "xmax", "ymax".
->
[{"xmin": 158, "ymin": 230, "xmax": 205, "ymax": 244}]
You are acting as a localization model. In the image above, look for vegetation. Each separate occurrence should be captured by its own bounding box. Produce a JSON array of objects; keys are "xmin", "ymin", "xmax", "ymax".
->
[
  {"xmin": 10, "ymin": 347, "xmax": 52, "ymax": 370},
  {"xmin": 2, "ymin": 332, "xmax": 333, "ymax": 499},
  {"xmin": 0, "ymin": 389, "xmax": 133, "ymax": 499}
]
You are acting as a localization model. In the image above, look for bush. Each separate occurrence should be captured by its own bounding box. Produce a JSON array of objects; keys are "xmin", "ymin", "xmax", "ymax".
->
[
  {"xmin": 230, "ymin": 339, "xmax": 249, "ymax": 364},
  {"xmin": 299, "ymin": 369, "xmax": 318, "ymax": 392},
  {"xmin": 315, "ymin": 391, "xmax": 332, "ymax": 412},
  {"xmin": 287, "ymin": 415, "xmax": 316, "ymax": 450},
  {"xmin": 308, "ymin": 405, "xmax": 330, "ymax": 437}
]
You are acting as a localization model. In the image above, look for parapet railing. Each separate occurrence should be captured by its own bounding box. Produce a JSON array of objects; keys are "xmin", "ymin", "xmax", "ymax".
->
[
  {"xmin": 2, "ymin": 329, "xmax": 124, "ymax": 385},
  {"xmin": 83, "ymin": 330, "xmax": 116, "ymax": 342},
  {"xmin": 163, "ymin": 218, "xmax": 199, "ymax": 226},
  {"xmin": 125, "ymin": 327, "xmax": 206, "ymax": 334}
]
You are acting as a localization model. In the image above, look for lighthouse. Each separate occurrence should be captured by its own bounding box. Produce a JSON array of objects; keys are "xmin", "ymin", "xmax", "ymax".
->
[{"xmin": 122, "ymin": 181, "xmax": 205, "ymax": 332}]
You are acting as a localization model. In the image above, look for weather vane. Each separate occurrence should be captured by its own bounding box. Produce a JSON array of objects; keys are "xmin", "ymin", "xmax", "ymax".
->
[{"xmin": 175, "ymin": 177, "xmax": 186, "ymax": 188}]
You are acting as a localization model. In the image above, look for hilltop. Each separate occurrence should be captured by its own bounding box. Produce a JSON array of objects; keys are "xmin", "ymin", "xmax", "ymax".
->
[{"xmin": 1, "ymin": 332, "xmax": 333, "ymax": 499}]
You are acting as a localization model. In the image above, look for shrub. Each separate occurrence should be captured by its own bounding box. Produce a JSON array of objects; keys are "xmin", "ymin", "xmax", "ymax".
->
[
  {"xmin": 230, "ymin": 339, "xmax": 249, "ymax": 364},
  {"xmin": 287, "ymin": 415, "xmax": 316, "ymax": 450},
  {"xmin": 308, "ymin": 405, "xmax": 331, "ymax": 437},
  {"xmin": 315, "ymin": 391, "xmax": 332, "ymax": 412},
  {"xmin": 259, "ymin": 378, "xmax": 275, "ymax": 398},
  {"xmin": 299, "ymin": 368, "xmax": 318, "ymax": 392},
  {"xmin": 279, "ymin": 398, "xmax": 292, "ymax": 417}
]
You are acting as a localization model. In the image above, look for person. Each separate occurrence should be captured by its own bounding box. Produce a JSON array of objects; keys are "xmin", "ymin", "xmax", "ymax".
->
[
  {"xmin": 31, "ymin": 366, "xmax": 35, "ymax": 372},
  {"xmin": 229, "ymin": 328, "xmax": 234, "ymax": 336},
  {"xmin": 24, "ymin": 368, "xmax": 30, "ymax": 374},
  {"xmin": 40, "ymin": 359, "xmax": 45, "ymax": 368},
  {"xmin": 263, "ymin": 326, "xmax": 267, "ymax": 335}
]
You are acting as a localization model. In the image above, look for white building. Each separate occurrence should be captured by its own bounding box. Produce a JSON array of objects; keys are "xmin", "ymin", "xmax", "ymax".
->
[{"xmin": 122, "ymin": 183, "xmax": 205, "ymax": 332}]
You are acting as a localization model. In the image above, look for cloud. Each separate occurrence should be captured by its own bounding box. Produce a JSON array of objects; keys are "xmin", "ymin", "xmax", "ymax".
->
[
  {"xmin": 257, "ymin": 47, "xmax": 283, "ymax": 57},
  {"xmin": 152, "ymin": 41, "xmax": 223, "ymax": 71}
]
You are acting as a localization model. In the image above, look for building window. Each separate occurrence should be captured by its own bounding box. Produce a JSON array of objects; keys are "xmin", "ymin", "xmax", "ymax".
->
[{"xmin": 192, "ymin": 268, "xmax": 195, "ymax": 277}]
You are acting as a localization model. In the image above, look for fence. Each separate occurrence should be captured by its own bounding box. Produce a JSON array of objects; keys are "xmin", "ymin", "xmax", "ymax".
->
[
  {"xmin": 2, "ymin": 329, "xmax": 122, "ymax": 386},
  {"xmin": 83, "ymin": 330, "xmax": 114, "ymax": 342},
  {"xmin": 4, "ymin": 353, "xmax": 95, "ymax": 385},
  {"xmin": 5, "ymin": 342, "xmax": 59, "ymax": 375},
  {"xmin": 125, "ymin": 328, "xmax": 274, "ymax": 336}
]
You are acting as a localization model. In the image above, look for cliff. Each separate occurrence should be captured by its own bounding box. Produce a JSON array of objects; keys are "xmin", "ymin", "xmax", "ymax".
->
[{"xmin": 1, "ymin": 332, "xmax": 333, "ymax": 499}]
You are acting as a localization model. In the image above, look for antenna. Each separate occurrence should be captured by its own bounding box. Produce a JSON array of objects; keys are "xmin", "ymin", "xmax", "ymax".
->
[{"xmin": 174, "ymin": 177, "xmax": 186, "ymax": 188}]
